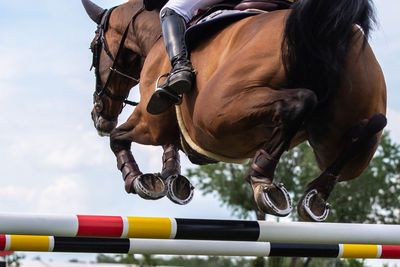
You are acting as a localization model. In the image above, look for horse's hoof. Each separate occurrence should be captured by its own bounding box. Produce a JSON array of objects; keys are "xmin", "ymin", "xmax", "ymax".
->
[
  {"xmin": 133, "ymin": 173, "xmax": 167, "ymax": 200},
  {"xmin": 297, "ymin": 189, "xmax": 330, "ymax": 222},
  {"xmin": 166, "ymin": 174, "xmax": 194, "ymax": 205},
  {"xmin": 253, "ymin": 181, "xmax": 292, "ymax": 216}
]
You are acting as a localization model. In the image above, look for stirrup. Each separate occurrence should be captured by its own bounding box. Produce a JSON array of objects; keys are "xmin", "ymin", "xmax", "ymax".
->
[{"xmin": 146, "ymin": 73, "xmax": 182, "ymax": 115}]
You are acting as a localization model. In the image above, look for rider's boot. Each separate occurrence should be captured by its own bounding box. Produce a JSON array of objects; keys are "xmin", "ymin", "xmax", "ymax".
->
[{"xmin": 147, "ymin": 8, "xmax": 195, "ymax": 115}]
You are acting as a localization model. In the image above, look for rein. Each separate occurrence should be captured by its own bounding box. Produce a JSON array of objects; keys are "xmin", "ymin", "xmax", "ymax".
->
[{"xmin": 91, "ymin": 6, "xmax": 145, "ymax": 120}]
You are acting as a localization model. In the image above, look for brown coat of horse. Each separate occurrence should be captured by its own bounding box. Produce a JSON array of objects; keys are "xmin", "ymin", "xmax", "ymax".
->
[{"xmin": 83, "ymin": 0, "xmax": 387, "ymax": 221}]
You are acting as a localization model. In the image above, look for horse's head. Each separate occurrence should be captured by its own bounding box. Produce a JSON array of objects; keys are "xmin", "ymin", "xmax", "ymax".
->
[{"xmin": 82, "ymin": 0, "xmax": 145, "ymax": 136}]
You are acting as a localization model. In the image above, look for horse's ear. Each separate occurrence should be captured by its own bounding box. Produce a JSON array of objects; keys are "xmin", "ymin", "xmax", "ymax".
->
[{"xmin": 82, "ymin": 0, "xmax": 106, "ymax": 24}]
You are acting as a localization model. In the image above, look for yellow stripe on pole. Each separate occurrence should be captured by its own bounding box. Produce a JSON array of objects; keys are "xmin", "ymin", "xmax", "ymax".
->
[
  {"xmin": 341, "ymin": 244, "xmax": 378, "ymax": 258},
  {"xmin": 126, "ymin": 217, "xmax": 172, "ymax": 239},
  {"xmin": 9, "ymin": 235, "xmax": 50, "ymax": 251}
]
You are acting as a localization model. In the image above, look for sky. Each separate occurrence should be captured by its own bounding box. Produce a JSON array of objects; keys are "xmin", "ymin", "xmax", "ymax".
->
[{"xmin": 0, "ymin": 0, "xmax": 399, "ymax": 265}]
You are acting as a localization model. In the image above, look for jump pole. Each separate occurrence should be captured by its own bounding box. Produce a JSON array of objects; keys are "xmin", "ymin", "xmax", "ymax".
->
[
  {"xmin": 1, "ymin": 213, "xmax": 400, "ymax": 245},
  {"xmin": 1, "ymin": 235, "xmax": 400, "ymax": 259}
]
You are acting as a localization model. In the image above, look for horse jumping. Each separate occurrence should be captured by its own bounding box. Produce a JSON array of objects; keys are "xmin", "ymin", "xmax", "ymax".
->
[{"xmin": 82, "ymin": 0, "xmax": 387, "ymax": 221}]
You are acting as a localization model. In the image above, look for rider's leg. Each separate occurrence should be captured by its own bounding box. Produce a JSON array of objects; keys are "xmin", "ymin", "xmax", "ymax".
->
[
  {"xmin": 147, "ymin": 0, "xmax": 224, "ymax": 115},
  {"xmin": 159, "ymin": 7, "xmax": 194, "ymax": 94}
]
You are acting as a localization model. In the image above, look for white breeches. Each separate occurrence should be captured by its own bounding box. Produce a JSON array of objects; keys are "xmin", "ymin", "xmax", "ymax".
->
[{"xmin": 162, "ymin": 0, "xmax": 224, "ymax": 22}]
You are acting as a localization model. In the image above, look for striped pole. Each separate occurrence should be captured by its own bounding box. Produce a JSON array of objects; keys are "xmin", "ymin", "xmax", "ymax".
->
[
  {"xmin": 0, "ymin": 213, "xmax": 400, "ymax": 245},
  {"xmin": 1, "ymin": 235, "xmax": 400, "ymax": 258}
]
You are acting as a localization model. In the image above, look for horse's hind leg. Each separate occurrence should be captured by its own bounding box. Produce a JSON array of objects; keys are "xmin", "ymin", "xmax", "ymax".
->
[
  {"xmin": 244, "ymin": 88, "xmax": 318, "ymax": 216},
  {"xmin": 160, "ymin": 144, "xmax": 194, "ymax": 205},
  {"xmin": 298, "ymin": 113, "xmax": 387, "ymax": 221}
]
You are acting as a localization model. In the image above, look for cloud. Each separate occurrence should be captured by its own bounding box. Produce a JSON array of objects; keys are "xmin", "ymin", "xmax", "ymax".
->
[
  {"xmin": 0, "ymin": 175, "xmax": 84, "ymax": 214},
  {"xmin": 0, "ymin": 46, "xmax": 23, "ymax": 81},
  {"xmin": 42, "ymin": 130, "xmax": 112, "ymax": 170},
  {"xmin": 36, "ymin": 175, "xmax": 85, "ymax": 213}
]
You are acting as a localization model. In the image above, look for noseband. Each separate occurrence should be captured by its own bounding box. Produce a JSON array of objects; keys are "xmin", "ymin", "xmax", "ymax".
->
[{"xmin": 91, "ymin": 6, "xmax": 144, "ymax": 120}]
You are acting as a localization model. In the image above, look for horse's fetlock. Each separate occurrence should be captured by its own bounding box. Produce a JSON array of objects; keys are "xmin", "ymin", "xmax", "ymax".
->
[{"xmin": 124, "ymin": 174, "xmax": 136, "ymax": 194}]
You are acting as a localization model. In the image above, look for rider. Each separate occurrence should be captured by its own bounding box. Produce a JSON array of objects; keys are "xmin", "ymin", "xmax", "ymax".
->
[
  {"xmin": 147, "ymin": 0, "xmax": 224, "ymax": 114},
  {"xmin": 146, "ymin": 0, "xmax": 295, "ymax": 114}
]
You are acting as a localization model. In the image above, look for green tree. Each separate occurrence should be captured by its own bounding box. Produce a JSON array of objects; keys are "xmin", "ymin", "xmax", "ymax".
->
[
  {"xmin": 97, "ymin": 254, "xmax": 256, "ymax": 266},
  {"xmin": 1, "ymin": 253, "xmax": 25, "ymax": 267},
  {"xmin": 96, "ymin": 254, "xmax": 119, "ymax": 263},
  {"xmin": 97, "ymin": 253, "xmax": 139, "ymax": 264}
]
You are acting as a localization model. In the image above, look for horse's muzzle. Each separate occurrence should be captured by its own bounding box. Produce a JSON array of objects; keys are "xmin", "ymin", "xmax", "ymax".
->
[{"xmin": 91, "ymin": 109, "xmax": 117, "ymax": 136}]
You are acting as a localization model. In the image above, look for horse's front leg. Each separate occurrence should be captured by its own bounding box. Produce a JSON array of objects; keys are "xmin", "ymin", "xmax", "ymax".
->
[
  {"xmin": 244, "ymin": 88, "xmax": 318, "ymax": 217},
  {"xmin": 110, "ymin": 123, "xmax": 167, "ymax": 200},
  {"xmin": 161, "ymin": 144, "xmax": 194, "ymax": 205}
]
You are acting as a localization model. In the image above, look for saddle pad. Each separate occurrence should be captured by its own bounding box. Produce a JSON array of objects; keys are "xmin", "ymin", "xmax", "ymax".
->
[{"xmin": 185, "ymin": 10, "xmax": 261, "ymax": 51}]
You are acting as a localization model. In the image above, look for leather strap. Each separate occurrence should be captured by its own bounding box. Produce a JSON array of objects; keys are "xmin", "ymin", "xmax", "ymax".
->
[
  {"xmin": 116, "ymin": 150, "xmax": 142, "ymax": 181},
  {"xmin": 162, "ymin": 145, "xmax": 181, "ymax": 173},
  {"xmin": 251, "ymin": 149, "xmax": 278, "ymax": 179},
  {"xmin": 117, "ymin": 150, "xmax": 134, "ymax": 170}
]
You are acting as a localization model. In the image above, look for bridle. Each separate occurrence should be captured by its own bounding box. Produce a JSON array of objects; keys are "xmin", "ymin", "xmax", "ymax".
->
[{"xmin": 91, "ymin": 6, "xmax": 144, "ymax": 120}]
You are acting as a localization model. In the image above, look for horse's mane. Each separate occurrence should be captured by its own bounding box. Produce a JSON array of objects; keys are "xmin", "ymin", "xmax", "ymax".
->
[{"xmin": 282, "ymin": 0, "xmax": 376, "ymax": 104}]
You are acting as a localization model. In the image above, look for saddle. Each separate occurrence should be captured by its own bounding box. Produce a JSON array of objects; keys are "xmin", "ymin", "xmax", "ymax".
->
[
  {"xmin": 144, "ymin": 0, "xmax": 294, "ymax": 51},
  {"xmin": 144, "ymin": 0, "xmax": 293, "ymax": 14},
  {"xmin": 185, "ymin": 0, "xmax": 293, "ymax": 50}
]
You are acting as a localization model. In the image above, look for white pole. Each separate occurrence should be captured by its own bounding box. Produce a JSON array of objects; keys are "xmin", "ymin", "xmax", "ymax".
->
[
  {"xmin": 0, "ymin": 213, "xmax": 78, "ymax": 236},
  {"xmin": 129, "ymin": 239, "xmax": 270, "ymax": 256},
  {"xmin": 258, "ymin": 221, "xmax": 400, "ymax": 244}
]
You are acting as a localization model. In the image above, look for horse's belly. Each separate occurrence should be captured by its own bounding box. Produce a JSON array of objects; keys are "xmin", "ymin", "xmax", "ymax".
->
[{"xmin": 190, "ymin": 126, "xmax": 306, "ymax": 162}]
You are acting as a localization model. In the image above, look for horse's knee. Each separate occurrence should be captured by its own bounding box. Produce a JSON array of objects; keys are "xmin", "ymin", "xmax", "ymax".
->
[
  {"xmin": 110, "ymin": 128, "xmax": 132, "ymax": 154},
  {"xmin": 280, "ymin": 89, "xmax": 317, "ymax": 118}
]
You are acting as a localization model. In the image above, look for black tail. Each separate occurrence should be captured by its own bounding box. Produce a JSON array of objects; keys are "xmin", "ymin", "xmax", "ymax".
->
[{"xmin": 282, "ymin": 0, "xmax": 376, "ymax": 103}]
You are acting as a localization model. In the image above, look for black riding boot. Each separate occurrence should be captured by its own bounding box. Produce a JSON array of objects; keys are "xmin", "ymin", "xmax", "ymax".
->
[{"xmin": 147, "ymin": 8, "xmax": 195, "ymax": 115}]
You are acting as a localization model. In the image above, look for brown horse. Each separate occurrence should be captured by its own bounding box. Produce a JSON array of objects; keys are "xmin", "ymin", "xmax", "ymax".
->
[{"xmin": 82, "ymin": 0, "xmax": 387, "ymax": 221}]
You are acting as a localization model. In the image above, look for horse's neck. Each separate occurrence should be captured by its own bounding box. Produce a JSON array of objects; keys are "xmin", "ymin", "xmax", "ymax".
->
[
  {"xmin": 136, "ymin": 11, "xmax": 162, "ymax": 57},
  {"xmin": 116, "ymin": 2, "xmax": 161, "ymax": 57}
]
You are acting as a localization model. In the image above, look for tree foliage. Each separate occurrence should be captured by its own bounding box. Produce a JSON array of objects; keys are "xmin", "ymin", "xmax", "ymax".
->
[
  {"xmin": 96, "ymin": 254, "xmax": 257, "ymax": 266},
  {"xmin": 187, "ymin": 132, "xmax": 400, "ymax": 224},
  {"xmin": 1, "ymin": 253, "xmax": 25, "ymax": 267}
]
